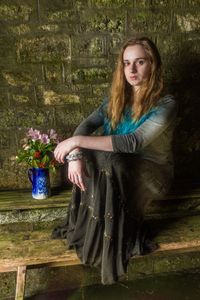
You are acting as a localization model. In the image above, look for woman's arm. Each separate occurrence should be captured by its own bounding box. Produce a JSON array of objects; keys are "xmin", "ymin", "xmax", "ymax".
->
[
  {"xmin": 72, "ymin": 100, "xmax": 106, "ymax": 136},
  {"xmin": 54, "ymin": 96, "xmax": 177, "ymax": 163},
  {"xmin": 65, "ymin": 100, "xmax": 107, "ymax": 190},
  {"xmin": 68, "ymin": 100, "xmax": 106, "ymax": 155},
  {"xmin": 54, "ymin": 135, "xmax": 113, "ymax": 163}
]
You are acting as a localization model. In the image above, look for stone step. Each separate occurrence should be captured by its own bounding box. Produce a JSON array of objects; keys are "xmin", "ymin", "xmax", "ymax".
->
[
  {"xmin": 0, "ymin": 214, "xmax": 200, "ymax": 299},
  {"xmin": 0, "ymin": 189, "xmax": 70, "ymax": 226},
  {"xmin": 0, "ymin": 186, "xmax": 200, "ymax": 227}
]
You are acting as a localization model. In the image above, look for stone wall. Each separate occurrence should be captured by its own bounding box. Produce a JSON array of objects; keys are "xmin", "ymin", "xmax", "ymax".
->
[{"xmin": 0, "ymin": 0, "xmax": 200, "ymax": 189}]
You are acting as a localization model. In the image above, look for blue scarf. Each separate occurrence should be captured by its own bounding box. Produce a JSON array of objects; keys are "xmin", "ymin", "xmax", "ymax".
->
[{"xmin": 103, "ymin": 106, "xmax": 156, "ymax": 135}]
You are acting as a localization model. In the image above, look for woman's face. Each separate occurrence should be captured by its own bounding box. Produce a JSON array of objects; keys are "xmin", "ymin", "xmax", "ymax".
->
[{"xmin": 123, "ymin": 44, "xmax": 151, "ymax": 91}]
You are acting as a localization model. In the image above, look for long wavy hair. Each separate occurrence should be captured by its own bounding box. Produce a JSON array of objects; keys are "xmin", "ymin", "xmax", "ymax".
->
[{"xmin": 108, "ymin": 37, "xmax": 164, "ymax": 128}]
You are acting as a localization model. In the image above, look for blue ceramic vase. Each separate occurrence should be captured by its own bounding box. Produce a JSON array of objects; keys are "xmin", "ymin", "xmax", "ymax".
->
[{"xmin": 28, "ymin": 168, "xmax": 51, "ymax": 199}]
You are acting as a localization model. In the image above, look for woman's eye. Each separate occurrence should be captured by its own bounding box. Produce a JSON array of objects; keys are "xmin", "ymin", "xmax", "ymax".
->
[
  {"xmin": 137, "ymin": 60, "xmax": 145, "ymax": 65},
  {"xmin": 123, "ymin": 61, "xmax": 130, "ymax": 66}
]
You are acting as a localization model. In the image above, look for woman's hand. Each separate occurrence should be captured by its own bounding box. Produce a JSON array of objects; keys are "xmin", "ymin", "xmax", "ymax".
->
[
  {"xmin": 68, "ymin": 159, "xmax": 89, "ymax": 191},
  {"xmin": 54, "ymin": 137, "xmax": 79, "ymax": 164}
]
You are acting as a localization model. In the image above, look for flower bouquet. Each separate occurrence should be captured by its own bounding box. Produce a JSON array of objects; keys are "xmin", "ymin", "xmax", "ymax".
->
[
  {"xmin": 16, "ymin": 128, "xmax": 59, "ymax": 171},
  {"xmin": 16, "ymin": 128, "xmax": 60, "ymax": 199}
]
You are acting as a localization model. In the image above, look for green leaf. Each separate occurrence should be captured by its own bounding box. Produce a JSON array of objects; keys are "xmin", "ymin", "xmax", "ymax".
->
[
  {"xmin": 42, "ymin": 154, "xmax": 49, "ymax": 164},
  {"xmin": 33, "ymin": 160, "xmax": 39, "ymax": 168}
]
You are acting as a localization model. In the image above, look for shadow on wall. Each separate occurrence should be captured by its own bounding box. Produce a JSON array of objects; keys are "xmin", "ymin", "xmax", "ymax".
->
[{"xmin": 169, "ymin": 43, "xmax": 200, "ymax": 182}]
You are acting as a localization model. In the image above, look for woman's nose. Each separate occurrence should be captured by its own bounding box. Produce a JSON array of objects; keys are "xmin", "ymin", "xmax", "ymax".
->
[{"xmin": 130, "ymin": 62, "xmax": 137, "ymax": 73}]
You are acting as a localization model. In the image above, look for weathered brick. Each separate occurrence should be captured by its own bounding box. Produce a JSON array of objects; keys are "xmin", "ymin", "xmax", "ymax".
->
[
  {"xmin": 0, "ymin": 1, "xmax": 34, "ymax": 22},
  {"xmin": 39, "ymin": 0, "xmax": 75, "ymax": 12},
  {"xmin": 71, "ymin": 57, "xmax": 110, "ymax": 68},
  {"xmin": 36, "ymin": 85, "xmax": 81, "ymax": 105},
  {"xmin": 55, "ymin": 106, "xmax": 84, "ymax": 136},
  {"xmin": 89, "ymin": 0, "xmax": 132, "ymax": 8},
  {"xmin": 0, "ymin": 37, "xmax": 16, "ymax": 62},
  {"xmin": 92, "ymin": 83, "xmax": 110, "ymax": 98},
  {"xmin": 107, "ymin": 35, "xmax": 125, "ymax": 55},
  {"xmin": 4, "ymin": 87, "xmax": 36, "ymax": 107},
  {"xmin": 43, "ymin": 64, "xmax": 63, "ymax": 83},
  {"xmin": 13, "ymin": 94, "xmax": 30, "ymax": 104},
  {"xmin": 0, "ymin": 158, "xmax": 30, "ymax": 189},
  {"xmin": 0, "ymin": 131, "xmax": 10, "ymax": 149},
  {"xmin": 16, "ymin": 35, "xmax": 70, "ymax": 63},
  {"xmin": 133, "ymin": 0, "xmax": 184, "ymax": 8},
  {"xmin": 176, "ymin": 12, "xmax": 200, "ymax": 32},
  {"xmin": 39, "ymin": 7, "xmax": 80, "ymax": 33},
  {"xmin": 9, "ymin": 24, "xmax": 31, "ymax": 35},
  {"xmin": 57, "ymin": 82, "xmax": 93, "ymax": 96},
  {"xmin": 71, "ymin": 36, "xmax": 107, "ymax": 58},
  {"xmin": 46, "ymin": 9, "xmax": 77, "ymax": 22},
  {"xmin": 38, "ymin": 24, "xmax": 60, "ymax": 33},
  {"xmin": 0, "ymin": 108, "xmax": 55, "ymax": 129},
  {"xmin": 79, "ymin": 97, "xmax": 104, "ymax": 117},
  {"xmin": 78, "ymin": 9, "xmax": 126, "ymax": 34},
  {"xmin": 71, "ymin": 67, "xmax": 112, "ymax": 84},
  {"xmin": 127, "ymin": 9, "xmax": 173, "ymax": 33},
  {"xmin": 156, "ymin": 34, "xmax": 182, "ymax": 57},
  {"xmin": 10, "ymin": 86, "xmax": 38, "ymax": 106},
  {"xmin": 0, "ymin": 89, "xmax": 10, "ymax": 108},
  {"xmin": 186, "ymin": 0, "xmax": 200, "ymax": 6},
  {"xmin": 43, "ymin": 90, "xmax": 80, "ymax": 105},
  {"xmin": 2, "ymin": 71, "xmax": 32, "ymax": 87}
]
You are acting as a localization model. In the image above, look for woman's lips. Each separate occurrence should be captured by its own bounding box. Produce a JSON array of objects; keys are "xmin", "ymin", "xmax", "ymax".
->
[{"xmin": 130, "ymin": 75, "xmax": 137, "ymax": 80}]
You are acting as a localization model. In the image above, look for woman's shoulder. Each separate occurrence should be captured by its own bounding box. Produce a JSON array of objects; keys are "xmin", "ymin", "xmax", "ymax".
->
[
  {"xmin": 157, "ymin": 94, "xmax": 176, "ymax": 105},
  {"xmin": 152, "ymin": 94, "xmax": 177, "ymax": 121},
  {"xmin": 156, "ymin": 94, "xmax": 177, "ymax": 112}
]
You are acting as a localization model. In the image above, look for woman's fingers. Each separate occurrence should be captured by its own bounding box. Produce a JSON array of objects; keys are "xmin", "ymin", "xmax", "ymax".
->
[
  {"xmin": 67, "ymin": 159, "xmax": 88, "ymax": 191},
  {"xmin": 76, "ymin": 175, "xmax": 86, "ymax": 191},
  {"xmin": 68, "ymin": 173, "xmax": 86, "ymax": 191},
  {"xmin": 54, "ymin": 144, "xmax": 67, "ymax": 164},
  {"xmin": 54, "ymin": 137, "xmax": 78, "ymax": 163},
  {"xmin": 54, "ymin": 149, "xmax": 66, "ymax": 164}
]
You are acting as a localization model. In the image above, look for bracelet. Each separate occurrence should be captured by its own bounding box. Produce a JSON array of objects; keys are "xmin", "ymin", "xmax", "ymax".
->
[{"xmin": 66, "ymin": 151, "xmax": 83, "ymax": 162}]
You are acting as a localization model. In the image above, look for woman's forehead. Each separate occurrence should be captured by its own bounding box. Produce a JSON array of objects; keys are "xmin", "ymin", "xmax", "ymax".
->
[{"xmin": 123, "ymin": 44, "xmax": 147, "ymax": 59}]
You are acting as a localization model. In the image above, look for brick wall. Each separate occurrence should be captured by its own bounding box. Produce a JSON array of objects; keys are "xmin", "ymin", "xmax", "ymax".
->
[{"xmin": 0, "ymin": 0, "xmax": 200, "ymax": 189}]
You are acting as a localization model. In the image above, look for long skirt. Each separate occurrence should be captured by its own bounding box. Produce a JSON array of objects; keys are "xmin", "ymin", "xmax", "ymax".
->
[{"xmin": 52, "ymin": 150, "xmax": 172, "ymax": 284}]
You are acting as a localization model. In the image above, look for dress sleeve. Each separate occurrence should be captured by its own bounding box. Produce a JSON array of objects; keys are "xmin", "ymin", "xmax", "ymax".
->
[
  {"xmin": 111, "ymin": 95, "xmax": 177, "ymax": 153},
  {"xmin": 73, "ymin": 100, "xmax": 106, "ymax": 136}
]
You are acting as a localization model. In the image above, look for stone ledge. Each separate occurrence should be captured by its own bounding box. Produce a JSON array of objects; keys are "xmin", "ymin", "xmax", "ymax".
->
[
  {"xmin": 0, "ymin": 186, "xmax": 200, "ymax": 225},
  {"xmin": 0, "ymin": 184, "xmax": 200, "ymax": 211},
  {"xmin": 0, "ymin": 189, "xmax": 71, "ymax": 211},
  {"xmin": 0, "ymin": 189, "xmax": 70, "ymax": 225}
]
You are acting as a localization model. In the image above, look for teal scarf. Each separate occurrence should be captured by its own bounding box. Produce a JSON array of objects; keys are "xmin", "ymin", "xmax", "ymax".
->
[{"xmin": 103, "ymin": 106, "xmax": 156, "ymax": 135}]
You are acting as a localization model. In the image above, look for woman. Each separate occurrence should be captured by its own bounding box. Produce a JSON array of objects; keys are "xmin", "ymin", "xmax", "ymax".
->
[{"xmin": 53, "ymin": 37, "xmax": 177, "ymax": 284}]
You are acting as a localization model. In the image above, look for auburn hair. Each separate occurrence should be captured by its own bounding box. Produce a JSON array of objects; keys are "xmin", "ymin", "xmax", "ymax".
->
[{"xmin": 108, "ymin": 37, "xmax": 164, "ymax": 128}]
